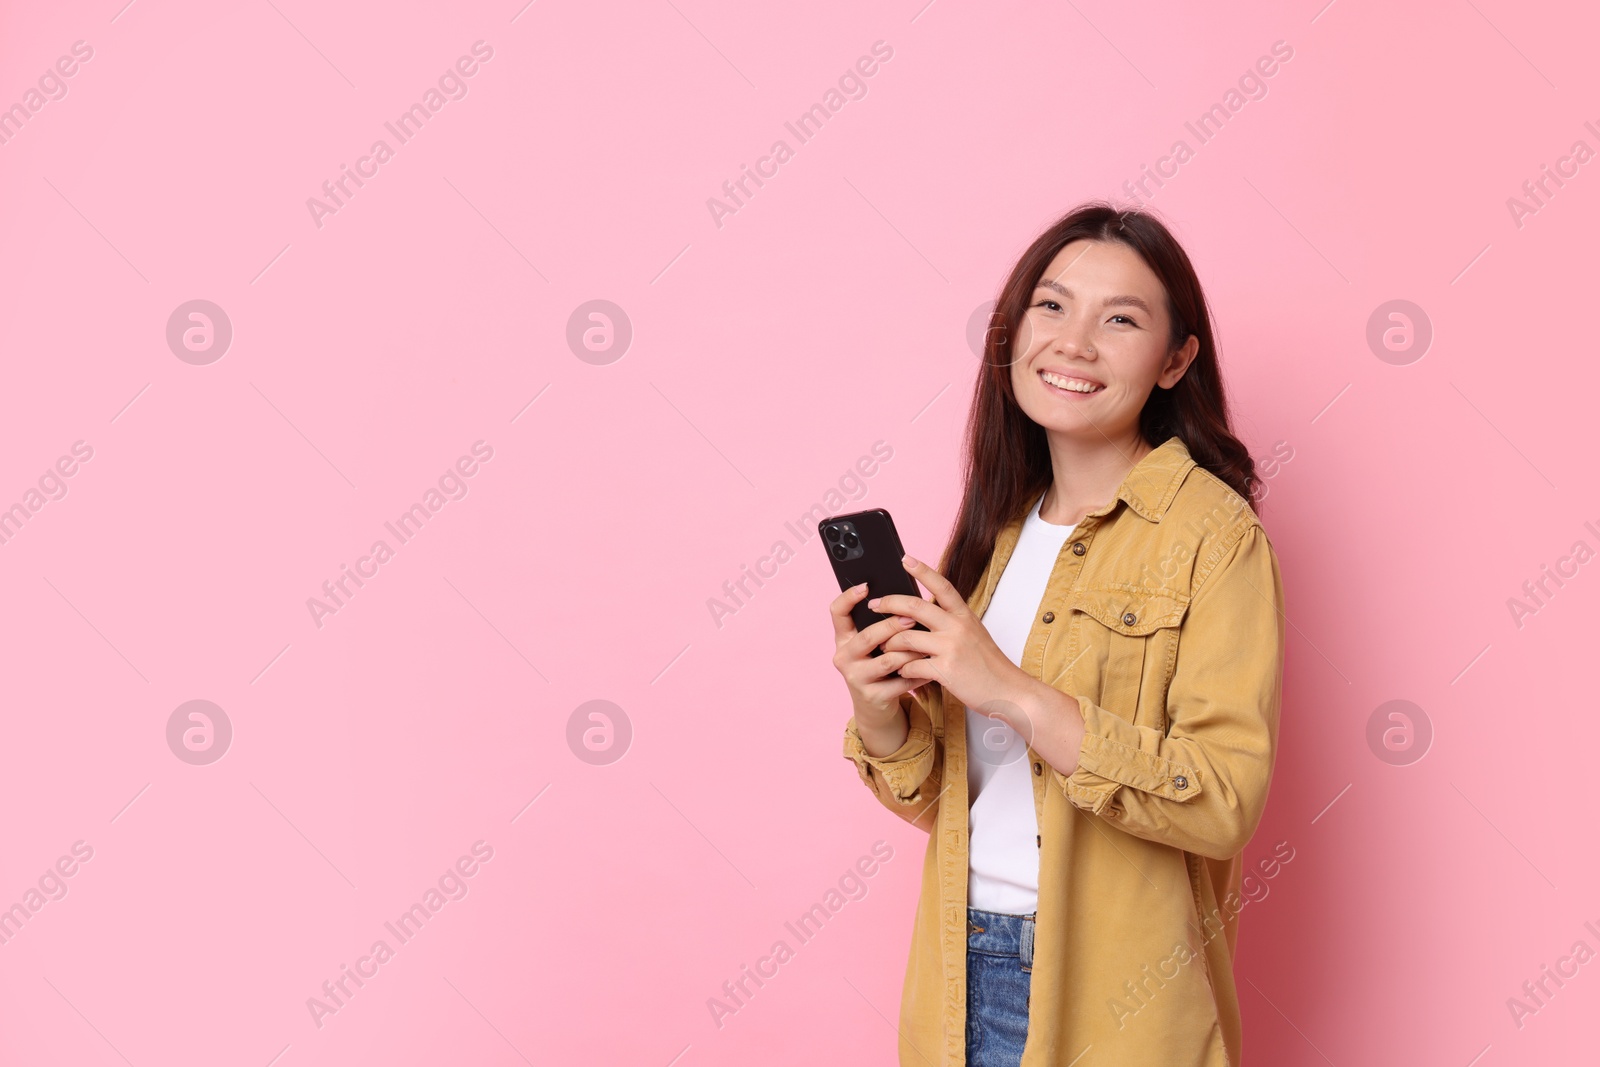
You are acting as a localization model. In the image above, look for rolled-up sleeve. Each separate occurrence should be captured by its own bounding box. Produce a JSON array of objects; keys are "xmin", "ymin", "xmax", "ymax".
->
[
  {"xmin": 842, "ymin": 686, "xmax": 945, "ymax": 829},
  {"xmin": 1055, "ymin": 522, "xmax": 1286, "ymax": 861}
]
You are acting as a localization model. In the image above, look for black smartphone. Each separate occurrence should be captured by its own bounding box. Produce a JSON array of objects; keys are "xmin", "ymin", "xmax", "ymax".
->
[{"xmin": 819, "ymin": 508, "xmax": 929, "ymax": 658}]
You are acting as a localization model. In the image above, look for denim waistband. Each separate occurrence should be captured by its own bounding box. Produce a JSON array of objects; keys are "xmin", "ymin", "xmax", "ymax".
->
[{"xmin": 967, "ymin": 907, "xmax": 1035, "ymax": 970}]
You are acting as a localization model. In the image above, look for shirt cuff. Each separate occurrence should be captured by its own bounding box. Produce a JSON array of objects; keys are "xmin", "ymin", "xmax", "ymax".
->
[
  {"xmin": 842, "ymin": 696, "xmax": 937, "ymax": 805},
  {"xmin": 1056, "ymin": 694, "xmax": 1204, "ymax": 815}
]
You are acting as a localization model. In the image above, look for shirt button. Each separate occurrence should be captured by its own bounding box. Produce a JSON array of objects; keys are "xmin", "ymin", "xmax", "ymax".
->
[
  {"xmin": 1071, "ymin": 542, "xmax": 1086, "ymax": 556},
  {"xmin": 1173, "ymin": 775, "xmax": 1188, "ymax": 790},
  {"xmin": 1041, "ymin": 611, "xmax": 1055, "ymax": 623},
  {"xmin": 1033, "ymin": 762, "xmax": 1043, "ymax": 776},
  {"xmin": 1122, "ymin": 612, "xmax": 1137, "ymax": 626}
]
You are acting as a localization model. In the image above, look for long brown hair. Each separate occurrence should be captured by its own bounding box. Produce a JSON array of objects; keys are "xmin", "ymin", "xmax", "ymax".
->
[{"xmin": 943, "ymin": 201, "xmax": 1261, "ymax": 600}]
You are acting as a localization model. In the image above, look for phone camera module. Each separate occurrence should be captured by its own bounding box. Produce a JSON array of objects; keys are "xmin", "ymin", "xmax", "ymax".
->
[{"xmin": 826, "ymin": 520, "xmax": 865, "ymax": 561}]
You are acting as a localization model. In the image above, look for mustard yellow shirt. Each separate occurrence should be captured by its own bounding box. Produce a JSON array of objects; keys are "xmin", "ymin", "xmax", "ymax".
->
[{"xmin": 843, "ymin": 434, "xmax": 1287, "ymax": 1065}]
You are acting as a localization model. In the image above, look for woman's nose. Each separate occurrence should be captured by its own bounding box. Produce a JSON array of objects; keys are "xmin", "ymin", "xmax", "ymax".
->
[{"xmin": 1049, "ymin": 325, "xmax": 1096, "ymax": 356}]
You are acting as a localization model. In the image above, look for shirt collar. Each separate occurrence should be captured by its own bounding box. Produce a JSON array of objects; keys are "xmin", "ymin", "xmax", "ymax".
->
[
  {"xmin": 1103, "ymin": 434, "xmax": 1196, "ymax": 523},
  {"xmin": 971, "ymin": 436, "xmax": 1196, "ymax": 614},
  {"xmin": 1019, "ymin": 434, "xmax": 1196, "ymax": 528}
]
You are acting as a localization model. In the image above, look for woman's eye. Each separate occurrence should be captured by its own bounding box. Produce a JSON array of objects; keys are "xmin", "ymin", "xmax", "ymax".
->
[
  {"xmin": 1110, "ymin": 314, "xmax": 1136, "ymax": 325},
  {"xmin": 1036, "ymin": 299, "xmax": 1062, "ymax": 312}
]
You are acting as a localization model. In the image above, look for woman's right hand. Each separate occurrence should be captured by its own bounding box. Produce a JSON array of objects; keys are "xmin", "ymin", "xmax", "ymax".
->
[{"xmin": 830, "ymin": 583, "xmax": 927, "ymax": 729}]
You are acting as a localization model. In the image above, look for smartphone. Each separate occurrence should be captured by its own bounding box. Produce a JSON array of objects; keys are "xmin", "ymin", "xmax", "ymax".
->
[{"xmin": 819, "ymin": 508, "xmax": 929, "ymax": 658}]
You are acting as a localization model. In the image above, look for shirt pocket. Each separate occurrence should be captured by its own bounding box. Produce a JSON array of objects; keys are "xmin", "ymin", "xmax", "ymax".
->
[{"xmin": 1060, "ymin": 586, "xmax": 1189, "ymax": 729}]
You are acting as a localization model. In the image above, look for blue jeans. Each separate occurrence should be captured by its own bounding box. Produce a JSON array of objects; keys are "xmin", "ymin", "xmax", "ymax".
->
[{"xmin": 966, "ymin": 907, "xmax": 1035, "ymax": 1066}]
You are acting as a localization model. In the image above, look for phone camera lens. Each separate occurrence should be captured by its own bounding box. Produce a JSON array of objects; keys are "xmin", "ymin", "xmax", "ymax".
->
[
  {"xmin": 831, "ymin": 544, "xmax": 848, "ymax": 560},
  {"xmin": 842, "ymin": 532, "xmax": 859, "ymax": 548},
  {"xmin": 824, "ymin": 525, "xmax": 841, "ymax": 542}
]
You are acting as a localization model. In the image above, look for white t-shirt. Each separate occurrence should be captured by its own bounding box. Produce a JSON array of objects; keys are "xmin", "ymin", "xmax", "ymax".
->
[{"xmin": 965, "ymin": 492, "xmax": 1076, "ymax": 914}]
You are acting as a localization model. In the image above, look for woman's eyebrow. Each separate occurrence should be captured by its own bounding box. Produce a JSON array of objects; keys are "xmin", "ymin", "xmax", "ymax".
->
[{"xmin": 1033, "ymin": 279, "xmax": 1152, "ymax": 316}]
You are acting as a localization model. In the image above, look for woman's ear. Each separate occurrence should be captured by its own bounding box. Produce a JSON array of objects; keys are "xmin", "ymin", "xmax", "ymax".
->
[{"xmin": 1158, "ymin": 334, "xmax": 1200, "ymax": 388}]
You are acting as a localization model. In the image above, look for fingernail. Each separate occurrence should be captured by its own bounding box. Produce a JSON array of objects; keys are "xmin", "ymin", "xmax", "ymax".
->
[
  {"xmin": 867, "ymin": 598, "xmax": 881, "ymax": 609},
  {"xmin": 898, "ymin": 616, "xmax": 915, "ymax": 626},
  {"xmin": 902, "ymin": 554, "xmax": 917, "ymax": 566},
  {"xmin": 852, "ymin": 583, "xmax": 867, "ymax": 592}
]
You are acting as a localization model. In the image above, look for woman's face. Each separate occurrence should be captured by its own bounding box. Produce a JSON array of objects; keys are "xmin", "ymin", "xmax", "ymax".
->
[{"xmin": 1008, "ymin": 239, "xmax": 1198, "ymax": 443}]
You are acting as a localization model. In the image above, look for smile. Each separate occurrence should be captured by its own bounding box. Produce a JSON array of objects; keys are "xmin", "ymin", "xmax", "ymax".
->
[{"xmin": 1039, "ymin": 370, "xmax": 1104, "ymax": 395}]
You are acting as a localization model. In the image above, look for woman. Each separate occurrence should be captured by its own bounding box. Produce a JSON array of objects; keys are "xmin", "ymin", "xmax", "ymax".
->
[{"xmin": 832, "ymin": 202, "xmax": 1286, "ymax": 1066}]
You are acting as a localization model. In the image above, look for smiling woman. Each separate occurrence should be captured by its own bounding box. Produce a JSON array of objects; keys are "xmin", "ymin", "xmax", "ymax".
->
[{"xmin": 829, "ymin": 202, "xmax": 1285, "ymax": 1066}]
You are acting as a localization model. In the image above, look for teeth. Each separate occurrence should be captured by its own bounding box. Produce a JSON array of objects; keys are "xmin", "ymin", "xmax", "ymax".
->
[{"xmin": 1040, "ymin": 371, "xmax": 1102, "ymax": 393}]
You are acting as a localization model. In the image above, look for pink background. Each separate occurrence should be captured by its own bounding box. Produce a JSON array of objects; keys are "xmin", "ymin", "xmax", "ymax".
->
[{"xmin": 3, "ymin": 0, "xmax": 1598, "ymax": 1063}]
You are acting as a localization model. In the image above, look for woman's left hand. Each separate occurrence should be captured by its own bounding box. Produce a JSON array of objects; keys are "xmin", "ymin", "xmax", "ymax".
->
[{"xmin": 873, "ymin": 555, "xmax": 1030, "ymax": 716}]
